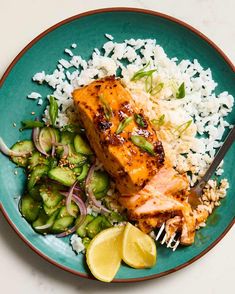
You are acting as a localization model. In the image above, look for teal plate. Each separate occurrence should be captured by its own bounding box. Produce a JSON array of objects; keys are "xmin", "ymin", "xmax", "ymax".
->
[{"xmin": 0, "ymin": 8, "xmax": 234, "ymax": 282}]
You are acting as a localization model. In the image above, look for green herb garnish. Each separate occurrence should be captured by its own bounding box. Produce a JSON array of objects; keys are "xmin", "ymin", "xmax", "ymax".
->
[
  {"xmin": 134, "ymin": 113, "xmax": 147, "ymax": 128},
  {"xmin": 98, "ymin": 94, "xmax": 113, "ymax": 120},
  {"xmin": 116, "ymin": 117, "xmax": 133, "ymax": 134},
  {"xmin": 131, "ymin": 62, "xmax": 158, "ymax": 93},
  {"xmin": 131, "ymin": 135, "xmax": 155, "ymax": 156},
  {"xmin": 21, "ymin": 120, "xmax": 45, "ymax": 130},
  {"xmin": 174, "ymin": 120, "xmax": 192, "ymax": 137},
  {"xmin": 151, "ymin": 114, "xmax": 165, "ymax": 127},
  {"xmin": 49, "ymin": 96, "xmax": 58, "ymax": 126},
  {"xmin": 151, "ymin": 82, "xmax": 164, "ymax": 95},
  {"xmin": 176, "ymin": 82, "xmax": 186, "ymax": 99}
]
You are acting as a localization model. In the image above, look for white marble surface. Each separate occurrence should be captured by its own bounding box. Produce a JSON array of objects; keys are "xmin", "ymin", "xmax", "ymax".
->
[{"xmin": 0, "ymin": 0, "xmax": 234, "ymax": 293}]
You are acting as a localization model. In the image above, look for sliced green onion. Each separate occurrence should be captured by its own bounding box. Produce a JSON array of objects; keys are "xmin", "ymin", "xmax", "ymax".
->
[
  {"xmin": 151, "ymin": 82, "xmax": 164, "ymax": 95},
  {"xmin": 145, "ymin": 75, "xmax": 153, "ymax": 93},
  {"xmin": 21, "ymin": 120, "xmax": 45, "ymax": 130},
  {"xmin": 49, "ymin": 96, "xmax": 58, "ymax": 126},
  {"xmin": 131, "ymin": 135, "xmax": 155, "ymax": 155},
  {"xmin": 176, "ymin": 82, "xmax": 186, "ymax": 99},
  {"xmin": 131, "ymin": 69, "xmax": 157, "ymax": 82},
  {"xmin": 116, "ymin": 117, "xmax": 133, "ymax": 134},
  {"xmin": 174, "ymin": 120, "xmax": 192, "ymax": 137},
  {"xmin": 131, "ymin": 61, "xmax": 157, "ymax": 82},
  {"xmin": 98, "ymin": 94, "xmax": 113, "ymax": 120},
  {"xmin": 151, "ymin": 114, "xmax": 165, "ymax": 127},
  {"xmin": 131, "ymin": 61, "xmax": 150, "ymax": 81},
  {"xmin": 134, "ymin": 114, "xmax": 147, "ymax": 128}
]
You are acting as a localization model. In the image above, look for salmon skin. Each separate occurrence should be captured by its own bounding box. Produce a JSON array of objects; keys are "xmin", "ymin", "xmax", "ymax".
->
[{"xmin": 73, "ymin": 76, "xmax": 164, "ymax": 195}]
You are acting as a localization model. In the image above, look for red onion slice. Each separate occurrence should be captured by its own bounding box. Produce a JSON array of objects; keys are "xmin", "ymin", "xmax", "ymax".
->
[
  {"xmin": 0, "ymin": 137, "xmax": 30, "ymax": 157},
  {"xmin": 85, "ymin": 162, "xmax": 110, "ymax": 214},
  {"xmin": 56, "ymin": 194, "xmax": 87, "ymax": 238},
  {"xmin": 34, "ymin": 223, "xmax": 52, "ymax": 230},
  {"xmin": 52, "ymin": 143, "xmax": 69, "ymax": 158},
  {"xmin": 66, "ymin": 181, "xmax": 78, "ymax": 217},
  {"xmin": 32, "ymin": 119, "xmax": 49, "ymax": 156},
  {"xmin": 62, "ymin": 144, "xmax": 69, "ymax": 158}
]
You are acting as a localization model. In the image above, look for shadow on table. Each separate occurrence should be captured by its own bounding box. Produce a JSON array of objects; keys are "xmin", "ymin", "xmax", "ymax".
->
[{"xmin": 0, "ymin": 212, "xmax": 182, "ymax": 293}]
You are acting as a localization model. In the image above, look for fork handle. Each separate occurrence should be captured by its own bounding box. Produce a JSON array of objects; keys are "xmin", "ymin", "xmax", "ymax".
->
[{"xmin": 201, "ymin": 126, "xmax": 235, "ymax": 185}]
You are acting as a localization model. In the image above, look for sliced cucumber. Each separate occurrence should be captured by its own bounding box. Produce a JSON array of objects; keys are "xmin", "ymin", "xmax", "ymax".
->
[
  {"xmin": 74, "ymin": 135, "xmax": 93, "ymax": 155},
  {"xmin": 51, "ymin": 216, "xmax": 75, "ymax": 233},
  {"xmin": 76, "ymin": 214, "xmax": 95, "ymax": 237},
  {"xmin": 57, "ymin": 131, "xmax": 87, "ymax": 166},
  {"xmin": 86, "ymin": 215, "xmax": 112, "ymax": 239},
  {"xmin": 27, "ymin": 165, "xmax": 49, "ymax": 190},
  {"xmin": 43, "ymin": 201, "xmax": 63, "ymax": 216},
  {"xmin": 11, "ymin": 140, "xmax": 34, "ymax": 167},
  {"xmin": 77, "ymin": 163, "xmax": 90, "ymax": 181},
  {"xmin": 46, "ymin": 209, "xmax": 60, "ymax": 227},
  {"xmin": 91, "ymin": 171, "xmax": 110, "ymax": 199},
  {"xmin": 56, "ymin": 131, "xmax": 75, "ymax": 156},
  {"xmin": 73, "ymin": 166, "xmax": 82, "ymax": 175},
  {"xmin": 48, "ymin": 157, "xmax": 58, "ymax": 169},
  {"xmin": 28, "ymin": 185, "xmax": 42, "ymax": 201},
  {"xmin": 28, "ymin": 152, "xmax": 49, "ymax": 170},
  {"xmin": 20, "ymin": 195, "xmax": 41, "ymax": 223},
  {"xmin": 39, "ymin": 184, "xmax": 63, "ymax": 208},
  {"xmin": 58, "ymin": 203, "xmax": 79, "ymax": 218},
  {"xmin": 60, "ymin": 131, "xmax": 75, "ymax": 145},
  {"xmin": 48, "ymin": 167, "xmax": 77, "ymax": 186},
  {"xmin": 39, "ymin": 127, "xmax": 60, "ymax": 152},
  {"xmin": 32, "ymin": 210, "xmax": 49, "ymax": 233},
  {"xmin": 67, "ymin": 150, "xmax": 87, "ymax": 167}
]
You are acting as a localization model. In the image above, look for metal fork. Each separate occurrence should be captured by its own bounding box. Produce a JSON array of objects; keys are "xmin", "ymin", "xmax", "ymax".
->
[{"xmin": 156, "ymin": 126, "xmax": 235, "ymax": 251}]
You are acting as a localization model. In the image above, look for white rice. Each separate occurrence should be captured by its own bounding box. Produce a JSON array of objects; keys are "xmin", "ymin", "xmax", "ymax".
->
[
  {"xmin": 27, "ymin": 92, "xmax": 41, "ymax": 99},
  {"xmin": 30, "ymin": 36, "xmax": 234, "ymax": 222}
]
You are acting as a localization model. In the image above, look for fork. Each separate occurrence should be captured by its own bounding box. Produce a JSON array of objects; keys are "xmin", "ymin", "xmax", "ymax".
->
[{"xmin": 155, "ymin": 126, "xmax": 235, "ymax": 251}]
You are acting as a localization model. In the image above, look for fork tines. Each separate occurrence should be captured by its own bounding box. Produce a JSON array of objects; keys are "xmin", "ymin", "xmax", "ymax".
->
[{"xmin": 155, "ymin": 223, "xmax": 180, "ymax": 251}]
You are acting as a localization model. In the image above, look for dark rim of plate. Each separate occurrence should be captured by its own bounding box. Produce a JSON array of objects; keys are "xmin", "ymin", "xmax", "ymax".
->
[{"xmin": 0, "ymin": 7, "xmax": 234, "ymax": 283}]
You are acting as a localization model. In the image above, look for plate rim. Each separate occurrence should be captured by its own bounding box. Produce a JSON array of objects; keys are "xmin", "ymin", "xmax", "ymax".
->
[{"xmin": 0, "ymin": 7, "xmax": 234, "ymax": 283}]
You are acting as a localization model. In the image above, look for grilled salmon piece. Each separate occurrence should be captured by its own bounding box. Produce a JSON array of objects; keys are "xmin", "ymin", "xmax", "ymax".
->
[
  {"xmin": 119, "ymin": 164, "xmax": 196, "ymax": 245},
  {"xmin": 73, "ymin": 76, "xmax": 164, "ymax": 195}
]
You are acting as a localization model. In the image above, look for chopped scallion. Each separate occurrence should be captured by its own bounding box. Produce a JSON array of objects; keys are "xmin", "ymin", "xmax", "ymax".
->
[
  {"xmin": 98, "ymin": 94, "xmax": 113, "ymax": 120},
  {"xmin": 174, "ymin": 120, "xmax": 192, "ymax": 137},
  {"xmin": 49, "ymin": 96, "xmax": 58, "ymax": 126},
  {"xmin": 131, "ymin": 62, "xmax": 158, "ymax": 94},
  {"xmin": 151, "ymin": 114, "xmax": 165, "ymax": 127},
  {"xmin": 176, "ymin": 82, "xmax": 186, "ymax": 99},
  {"xmin": 134, "ymin": 113, "xmax": 148, "ymax": 128},
  {"xmin": 21, "ymin": 120, "xmax": 45, "ymax": 129},
  {"xmin": 116, "ymin": 117, "xmax": 133, "ymax": 134},
  {"xmin": 131, "ymin": 135, "xmax": 155, "ymax": 156},
  {"xmin": 151, "ymin": 82, "xmax": 164, "ymax": 95}
]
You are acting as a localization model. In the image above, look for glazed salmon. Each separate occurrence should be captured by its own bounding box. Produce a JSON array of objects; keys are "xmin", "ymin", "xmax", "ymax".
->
[
  {"xmin": 73, "ymin": 76, "xmax": 164, "ymax": 195},
  {"xmin": 119, "ymin": 164, "xmax": 196, "ymax": 245}
]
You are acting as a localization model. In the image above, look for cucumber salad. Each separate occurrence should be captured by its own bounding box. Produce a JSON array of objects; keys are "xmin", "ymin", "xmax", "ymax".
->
[{"xmin": 0, "ymin": 96, "xmax": 125, "ymax": 251}]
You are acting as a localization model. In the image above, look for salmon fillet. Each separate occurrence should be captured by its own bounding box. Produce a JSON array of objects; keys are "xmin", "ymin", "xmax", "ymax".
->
[
  {"xmin": 73, "ymin": 76, "xmax": 164, "ymax": 195},
  {"xmin": 119, "ymin": 164, "xmax": 196, "ymax": 245},
  {"xmin": 73, "ymin": 76, "xmax": 196, "ymax": 245}
]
